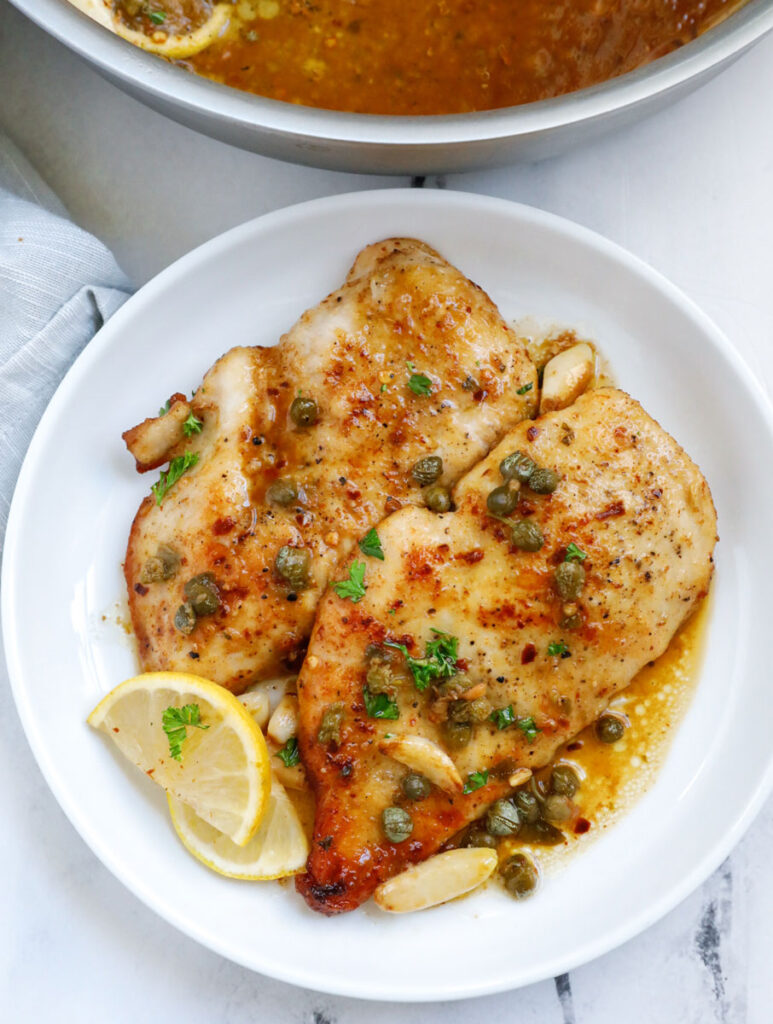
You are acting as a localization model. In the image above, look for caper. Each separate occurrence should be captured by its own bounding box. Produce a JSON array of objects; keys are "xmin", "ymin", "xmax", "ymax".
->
[
  {"xmin": 510, "ymin": 520, "xmax": 544, "ymax": 552},
  {"xmin": 266, "ymin": 478, "xmax": 298, "ymax": 506},
  {"xmin": 554, "ymin": 561, "xmax": 586, "ymax": 601},
  {"xmin": 447, "ymin": 699, "xmax": 472, "ymax": 724},
  {"xmin": 275, "ymin": 545, "xmax": 311, "ymax": 590},
  {"xmin": 486, "ymin": 798, "xmax": 521, "ymax": 837},
  {"xmin": 290, "ymin": 396, "xmax": 318, "ymax": 427},
  {"xmin": 433, "ymin": 674, "xmax": 470, "ymax": 699},
  {"xmin": 501, "ymin": 853, "xmax": 539, "ymax": 900},
  {"xmin": 516, "ymin": 820, "xmax": 565, "ymax": 846},
  {"xmin": 529, "ymin": 467, "xmax": 561, "ymax": 494},
  {"xmin": 543, "ymin": 793, "xmax": 573, "ymax": 823},
  {"xmin": 424, "ymin": 484, "xmax": 452, "ymax": 513},
  {"xmin": 463, "ymin": 824, "xmax": 498, "ymax": 850},
  {"xmin": 513, "ymin": 789, "xmax": 541, "ymax": 824},
  {"xmin": 140, "ymin": 544, "xmax": 180, "ymax": 584},
  {"xmin": 317, "ymin": 702, "xmax": 345, "ymax": 746},
  {"xmin": 173, "ymin": 602, "xmax": 196, "ymax": 635},
  {"xmin": 184, "ymin": 572, "xmax": 220, "ymax": 616},
  {"xmin": 550, "ymin": 765, "xmax": 580, "ymax": 798},
  {"xmin": 442, "ymin": 719, "xmax": 472, "ymax": 750},
  {"xmin": 411, "ymin": 455, "xmax": 443, "ymax": 486},
  {"xmin": 401, "ymin": 772, "xmax": 432, "ymax": 801},
  {"xmin": 487, "ymin": 484, "xmax": 519, "ymax": 517},
  {"xmin": 382, "ymin": 806, "xmax": 413, "ymax": 843},
  {"xmin": 595, "ymin": 712, "xmax": 626, "ymax": 744},
  {"xmin": 467, "ymin": 696, "xmax": 494, "ymax": 723},
  {"xmin": 560, "ymin": 612, "xmax": 582, "ymax": 630},
  {"xmin": 500, "ymin": 451, "xmax": 536, "ymax": 483}
]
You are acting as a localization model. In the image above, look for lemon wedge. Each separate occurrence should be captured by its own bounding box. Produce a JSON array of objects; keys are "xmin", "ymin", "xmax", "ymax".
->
[
  {"xmin": 168, "ymin": 776, "xmax": 309, "ymax": 879},
  {"xmin": 87, "ymin": 671, "xmax": 270, "ymax": 846}
]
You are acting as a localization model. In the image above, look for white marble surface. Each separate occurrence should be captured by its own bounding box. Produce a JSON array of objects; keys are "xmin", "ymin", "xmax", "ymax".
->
[{"xmin": 2, "ymin": 2, "xmax": 773, "ymax": 1020}]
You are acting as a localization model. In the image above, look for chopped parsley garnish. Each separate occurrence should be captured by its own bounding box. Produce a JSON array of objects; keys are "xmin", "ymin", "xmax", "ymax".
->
[
  {"xmin": 516, "ymin": 382, "xmax": 533, "ymax": 395},
  {"xmin": 358, "ymin": 528, "xmax": 384, "ymax": 561},
  {"xmin": 158, "ymin": 400, "xmax": 170, "ymax": 416},
  {"xmin": 564, "ymin": 542, "xmax": 587, "ymax": 562},
  {"xmin": 380, "ymin": 383, "xmax": 388, "ymax": 394},
  {"xmin": 151, "ymin": 451, "xmax": 199, "ymax": 506},
  {"xmin": 275, "ymin": 737, "xmax": 300, "ymax": 767},
  {"xmin": 148, "ymin": 10, "xmax": 166, "ymax": 23},
  {"xmin": 162, "ymin": 704, "xmax": 208, "ymax": 761},
  {"xmin": 406, "ymin": 362, "xmax": 432, "ymax": 397},
  {"xmin": 362, "ymin": 685, "xmax": 399, "ymax": 720},
  {"xmin": 489, "ymin": 705, "xmax": 516, "ymax": 730},
  {"xmin": 384, "ymin": 628, "xmax": 458, "ymax": 692},
  {"xmin": 332, "ymin": 560, "xmax": 367, "ymax": 602},
  {"xmin": 516, "ymin": 716, "xmax": 541, "ymax": 743},
  {"xmin": 182, "ymin": 412, "xmax": 203, "ymax": 437},
  {"xmin": 463, "ymin": 769, "xmax": 489, "ymax": 794},
  {"xmin": 547, "ymin": 641, "xmax": 570, "ymax": 658}
]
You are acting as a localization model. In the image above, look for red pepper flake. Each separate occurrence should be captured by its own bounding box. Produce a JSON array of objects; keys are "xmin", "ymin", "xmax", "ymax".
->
[
  {"xmin": 597, "ymin": 500, "xmax": 625, "ymax": 520},
  {"xmin": 112, "ymin": 727, "xmax": 120, "ymax": 733},
  {"xmin": 574, "ymin": 817, "xmax": 591, "ymax": 834},
  {"xmin": 527, "ymin": 426, "xmax": 540, "ymax": 441},
  {"xmin": 521, "ymin": 643, "xmax": 537, "ymax": 664},
  {"xmin": 213, "ymin": 516, "xmax": 235, "ymax": 535},
  {"xmin": 134, "ymin": 583, "xmax": 148, "ymax": 596}
]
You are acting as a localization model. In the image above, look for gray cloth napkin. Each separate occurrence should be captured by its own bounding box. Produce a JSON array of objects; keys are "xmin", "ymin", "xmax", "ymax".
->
[{"xmin": 0, "ymin": 134, "xmax": 132, "ymax": 536}]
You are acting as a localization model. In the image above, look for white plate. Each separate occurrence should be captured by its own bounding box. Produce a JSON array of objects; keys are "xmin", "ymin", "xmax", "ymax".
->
[{"xmin": 4, "ymin": 190, "xmax": 773, "ymax": 1001}]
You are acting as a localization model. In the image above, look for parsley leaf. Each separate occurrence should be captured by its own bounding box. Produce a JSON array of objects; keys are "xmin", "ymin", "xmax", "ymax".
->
[
  {"xmin": 564, "ymin": 542, "xmax": 587, "ymax": 562},
  {"xmin": 463, "ymin": 769, "xmax": 489, "ymax": 794},
  {"xmin": 362, "ymin": 685, "xmax": 399, "ymax": 720},
  {"xmin": 359, "ymin": 527, "xmax": 384, "ymax": 561},
  {"xmin": 384, "ymin": 628, "xmax": 458, "ymax": 692},
  {"xmin": 406, "ymin": 362, "xmax": 432, "ymax": 397},
  {"xmin": 151, "ymin": 451, "xmax": 199, "ymax": 506},
  {"xmin": 148, "ymin": 10, "xmax": 166, "ymax": 23},
  {"xmin": 332, "ymin": 560, "xmax": 367, "ymax": 602},
  {"xmin": 275, "ymin": 737, "xmax": 300, "ymax": 767},
  {"xmin": 516, "ymin": 716, "xmax": 541, "ymax": 742},
  {"xmin": 182, "ymin": 412, "xmax": 203, "ymax": 437},
  {"xmin": 490, "ymin": 705, "xmax": 516, "ymax": 730},
  {"xmin": 158, "ymin": 400, "xmax": 170, "ymax": 417},
  {"xmin": 162, "ymin": 704, "xmax": 208, "ymax": 761},
  {"xmin": 516, "ymin": 382, "xmax": 533, "ymax": 395},
  {"xmin": 547, "ymin": 641, "xmax": 570, "ymax": 658}
]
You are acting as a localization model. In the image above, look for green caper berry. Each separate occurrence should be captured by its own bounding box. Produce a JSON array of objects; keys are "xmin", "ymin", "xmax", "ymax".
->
[
  {"xmin": 140, "ymin": 556, "xmax": 166, "ymax": 585},
  {"xmin": 266, "ymin": 478, "xmax": 298, "ymax": 506},
  {"xmin": 433, "ymin": 674, "xmax": 471, "ymax": 699},
  {"xmin": 184, "ymin": 573, "xmax": 220, "ymax": 616},
  {"xmin": 542, "ymin": 793, "xmax": 573, "ymax": 823},
  {"xmin": 560, "ymin": 612, "xmax": 583, "ymax": 630},
  {"xmin": 442, "ymin": 719, "xmax": 473, "ymax": 750},
  {"xmin": 274, "ymin": 545, "xmax": 311, "ymax": 590},
  {"xmin": 501, "ymin": 853, "xmax": 539, "ymax": 900},
  {"xmin": 366, "ymin": 662, "xmax": 395, "ymax": 695},
  {"xmin": 401, "ymin": 773, "xmax": 432, "ymax": 801},
  {"xmin": 317, "ymin": 702, "xmax": 345, "ymax": 746},
  {"xmin": 173, "ymin": 602, "xmax": 196, "ymax": 636},
  {"xmin": 487, "ymin": 484, "xmax": 519, "ymax": 517},
  {"xmin": 411, "ymin": 455, "xmax": 443, "ymax": 486},
  {"xmin": 595, "ymin": 713, "xmax": 626, "ymax": 744},
  {"xmin": 550, "ymin": 764, "xmax": 580, "ymax": 798},
  {"xmin": 382, "ymin": 806, "xmax": 413, "ymax": 843},
  {"xmin": 510, "ymin": 519, "xmax": 544, "ymax": 552},
  {"xmin": 529, "ymin": 467, "xmax": 561, "ymax": 494},
  {"xmin": 516, "ymin": 820, "xmax": 565, "ymax": 846},
  {"xmin": 463, "ymin": 824, "xmax": 499, "ymax": 850},
  {"xmin": 467, "ymin": 697, "xmax": 494, "ymax": 723},
  {"xmin": 554, "ymin": 561, "xmax": 586, "ymax": 601},
  {"xmin": 290, "ymin": 396, "xmax": 318, "ymax": 427},
  {"xmin": 486, "ymin": 798, "xmax": 521, "ymax": 837},
  {"xmin": 424, "ymin": 484, "xmax": 452, "ymax": 513},
  {"xmin": 447, "ymin": 699, "xmax": 472, "ymax": 724},
  {"xmin": 500, "ymin": 451, "xmax": 536, "ymax": 483},
  {"xmin": 157, "ymin": 544, "xmax": 180, "ymax": 578},
  {"xmin": 513, "ymin": 789, "xmax": 541, "ymax": 824}
]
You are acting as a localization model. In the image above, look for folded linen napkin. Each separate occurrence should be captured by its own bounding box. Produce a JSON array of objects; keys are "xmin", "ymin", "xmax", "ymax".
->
[{"xmin": 0, "ymin": 133, "xmax": 131, "ymax": 537}]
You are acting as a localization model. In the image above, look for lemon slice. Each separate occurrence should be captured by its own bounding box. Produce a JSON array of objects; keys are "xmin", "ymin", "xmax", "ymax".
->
[
  {"xmin": 87, "ymin": 671, "xmax": 270, "ymax": 846},
  {"xmin": 168, "ymin": 776, "xmax": 310, "ymax": 879}
]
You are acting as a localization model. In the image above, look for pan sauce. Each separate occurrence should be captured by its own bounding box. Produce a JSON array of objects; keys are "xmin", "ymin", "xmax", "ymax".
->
[{"xmin": 116, "ymin": 0, "xmax": 748, "ymax": 115}]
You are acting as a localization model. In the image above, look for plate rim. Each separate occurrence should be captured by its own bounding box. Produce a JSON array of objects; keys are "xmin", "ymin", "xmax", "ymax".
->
[{"xmin": 4, "ymin": 187, "xmax": 773, "ymax": 1001}]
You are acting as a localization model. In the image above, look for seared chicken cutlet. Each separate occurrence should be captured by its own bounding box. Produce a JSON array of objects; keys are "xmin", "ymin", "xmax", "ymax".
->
[
  {"xmin": 296, "ymin": 389, "xmax": 717, "ymax": 914},
  {"xmin": 123, "ymin": 239, "xmax": 537, "ymax": 692}
]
